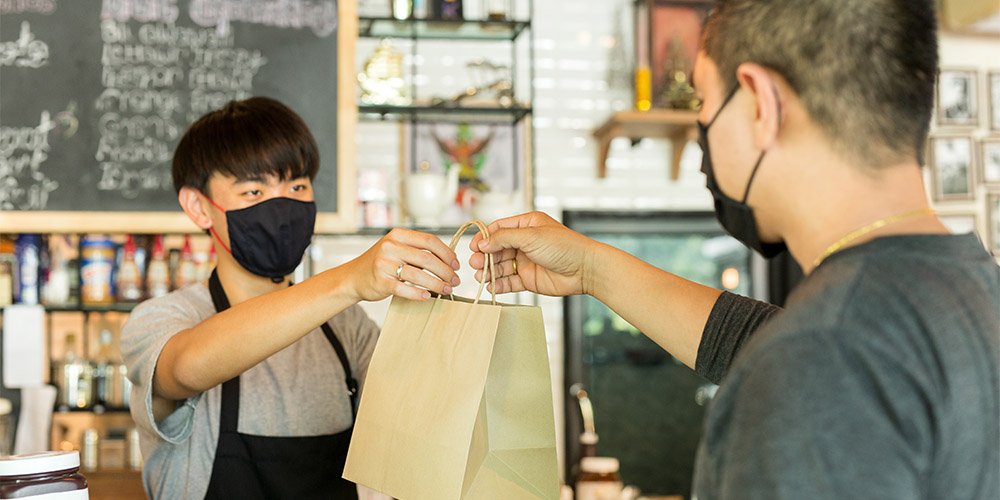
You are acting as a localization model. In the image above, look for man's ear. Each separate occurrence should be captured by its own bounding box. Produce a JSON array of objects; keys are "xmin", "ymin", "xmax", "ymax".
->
[
  {"xmin": 178, "ymin": 187, "xmax": 214, "ymax": 230},
  {"xmin": 735, "ymin": 62, "xmax": 784, "ymax": 151}
]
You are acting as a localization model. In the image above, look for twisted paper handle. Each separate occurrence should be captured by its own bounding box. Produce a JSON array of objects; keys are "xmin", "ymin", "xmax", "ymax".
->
[{"xmin": 447, "ymin": 220, "xmax": 497, "ymax": 305}]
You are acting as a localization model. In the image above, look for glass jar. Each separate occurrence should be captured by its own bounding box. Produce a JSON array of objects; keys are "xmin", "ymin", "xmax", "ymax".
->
[
  {"xmin": 80, "ymin": 236, "xmax": 115, "ymax": 305},
  {"xmin": 0, "ymin": 451, "xmax": 89, "ymax": 499},
  {"xmin": 575, "ymin": 457, "xmax": 623, "ymax": 500}
]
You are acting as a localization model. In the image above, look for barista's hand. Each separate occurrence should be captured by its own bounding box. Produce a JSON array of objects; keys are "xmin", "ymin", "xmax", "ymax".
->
[
  {"xmin": 343, "ymin": 228, "xmax": 460, "ymax": 302},
  {"xmin": 469, "ymin": 212, "xmax": 599, "ymax": 297}
]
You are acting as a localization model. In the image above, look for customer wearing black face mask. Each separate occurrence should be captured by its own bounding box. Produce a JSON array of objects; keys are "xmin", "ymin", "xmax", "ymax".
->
[
  {"xmin": 120, "ymin": 97, "xmax": 462, "ymax": 499},
  {"xmin": 470, "ymin": 1, "xmax": 999, "ymax": 498}
]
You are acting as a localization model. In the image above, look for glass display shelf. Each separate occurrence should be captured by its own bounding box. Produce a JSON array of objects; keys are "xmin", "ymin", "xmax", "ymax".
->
[
  {"xmin": 358, "ymin": 104, "xmax": 532, "ymax": 124},
  {"xmin": 358, "ymin": 17, "xmax": 530, "ymax": 41},
  {"xmin": 43, "ymin": 303, "xmax": 138, "ymax": 313}
]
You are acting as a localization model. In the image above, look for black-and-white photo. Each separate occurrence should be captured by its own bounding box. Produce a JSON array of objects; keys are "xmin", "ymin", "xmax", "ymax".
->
[
  {"xmin": 937, "ymin": 70, "xmax": 978, "ymax": 126},
  {"xmin": 982, "ymin": 139, "xmax": 1000, "ymax": 187},
  {"xmin": 988, "ymin": 194, "xmax": 1000, "ymax": 255},
  {"xmin": 989, "ymin": 72, "xmax": 1000, "ymax": 131},
  {"xmin": 930, "ymin": 136, "xmax": 975, "ymax": 201}
]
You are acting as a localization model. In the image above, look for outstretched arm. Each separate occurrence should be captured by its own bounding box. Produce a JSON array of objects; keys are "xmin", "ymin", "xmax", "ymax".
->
[{"xmin": 470, "ymin": 212, "xmax": 723, "ymax": 369}]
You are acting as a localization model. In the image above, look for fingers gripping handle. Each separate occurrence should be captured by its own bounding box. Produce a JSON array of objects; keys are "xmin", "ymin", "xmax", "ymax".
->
[{"xmin": 447, "ymin": 220, "xmax": 497, "ymax": 305}]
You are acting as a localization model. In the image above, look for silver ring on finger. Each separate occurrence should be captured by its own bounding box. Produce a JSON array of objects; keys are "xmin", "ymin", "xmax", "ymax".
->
[{"xmin": 395, "ymin": 263, "xmax": 405, "ymax": 282}]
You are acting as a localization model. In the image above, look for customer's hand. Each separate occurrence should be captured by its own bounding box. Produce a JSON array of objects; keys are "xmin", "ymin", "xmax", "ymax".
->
[
  {"xmin": 343, "ymin": 228, "xmax": 460, "ymax": 302},
  {"xmin": 469, "ymin": 212, "xmax": 599, "ymax": 297}
]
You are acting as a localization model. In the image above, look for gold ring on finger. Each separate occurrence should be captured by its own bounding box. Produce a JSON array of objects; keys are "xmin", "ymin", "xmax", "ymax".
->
[
  {"xmin": 395, "ymin": 263, "xmax": 405, "ymax": 281},
  {"xmin": 511, "ymin": 258, "xmax": 518, "ymax": 276}
]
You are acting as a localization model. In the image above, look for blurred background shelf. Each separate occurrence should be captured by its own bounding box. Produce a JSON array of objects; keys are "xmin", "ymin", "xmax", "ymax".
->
[
  {"xmin": 358, "ymin": 103, "xmax": 532, "ymax": 124},
  {"xmin": 358, "ymin": 16, "xmax": 531, "ymax": 41},
  {"xmin": 593, "ymin": 109, "xmax": 699, "ymax": 180}
]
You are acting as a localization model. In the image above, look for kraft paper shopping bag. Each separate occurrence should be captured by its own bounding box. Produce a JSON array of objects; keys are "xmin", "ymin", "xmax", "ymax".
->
[{"xmin": 344, "ymin": 221, "xmax": 559, "ymax": 500}]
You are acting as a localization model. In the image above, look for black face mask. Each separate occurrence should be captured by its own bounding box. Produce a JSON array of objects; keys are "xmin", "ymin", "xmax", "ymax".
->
[
  {"xmin": 697, "ymin": 86, "xmax": 787, "ymax": 258},
  {"xmin": 205, "ymin": 196, "xmax": 317, "ymax": 282}
]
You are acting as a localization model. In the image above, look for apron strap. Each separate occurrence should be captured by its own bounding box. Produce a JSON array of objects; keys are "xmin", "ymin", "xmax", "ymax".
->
[
  {"xmin": 208, "ymin": 268, "xmax": 358, "ymax": 429},
  {"xmin": 209, "ymin": 269, "xmax": 241, "ymax": 433},
  {"xmin": 321, "ymin": 322, "xmax": 359, "ymax": 419}
]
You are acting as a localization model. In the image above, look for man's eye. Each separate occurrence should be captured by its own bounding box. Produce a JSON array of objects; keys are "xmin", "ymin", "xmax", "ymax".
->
[
  {"xmin": 244, "ymin": 189, "xmax": 262, "ymax": 196},
  {"xmin": 291, "ymin": 184, "xmax": 308, "ymax": 192}
]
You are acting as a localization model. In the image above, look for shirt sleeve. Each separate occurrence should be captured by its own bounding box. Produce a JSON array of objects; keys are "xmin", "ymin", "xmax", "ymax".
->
[
  {"xmin": 694, "ymin": 330, "xmax": 930, "ymax": 500},
  {"xmin": 120, "ymin": 293, "xmax": 205, "ymax": 444},
  {"xmin": 695, "ymin": 291, "xmax": 782, "ymax": 384}
]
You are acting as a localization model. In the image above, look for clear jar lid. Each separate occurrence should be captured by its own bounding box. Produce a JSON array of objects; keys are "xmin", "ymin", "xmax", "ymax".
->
[
  {"xmin": 580, "ymin": 456, "xmax": 619, "ymax": 475},
  {"xmin": 0, "ymin": 451, "xmax": 80, "ymax": 476}
]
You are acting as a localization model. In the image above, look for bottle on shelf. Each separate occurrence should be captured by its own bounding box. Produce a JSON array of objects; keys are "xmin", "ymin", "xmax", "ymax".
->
[
  {"xmin": 146, "ymin": 235, "xmax": 170, "ymax": 298},
  {"xmin": 43, "ymin": 236, "xmax": 72, "ymax": 307},
  {"xmin": 13, "ymin": 233, "xmax": 41, "ymax": 305},
  {"xmin": 92, "ymin": 329, "xmax": 128, "ymax": 410},
  {"xmin": 115, "ymin": 235, "xmax": 143, "ymax": 303},
  {"xmin": 197, "ymin": 244, "xmax": 216, "ymax": 283},
  {"xmin": 175, "ymin": 235, "xmax": 199, "ymax": 289},
  {"xmin": 432, "ymin": 0, "xmax": 463, "ymax": 20},
  {"xmin": 54, "ymin": 333, "xmax": 93, "ymax": 411},
  {"xmin": 80, "ymin": 235, "xmax": 116, "ymax": 306},
  {"xmin": 0, "ymin": 237, "xmax": 14, "ymax": 307}
]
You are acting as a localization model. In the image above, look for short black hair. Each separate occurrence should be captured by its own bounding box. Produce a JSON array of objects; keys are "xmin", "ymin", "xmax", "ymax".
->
[
  {"xmin": 172, "ymin": 97, "xmax": 319, "ymax": 195},
  {"xmin": 702, "ymin": 0, "xmax": 938, "ymax": 167}
]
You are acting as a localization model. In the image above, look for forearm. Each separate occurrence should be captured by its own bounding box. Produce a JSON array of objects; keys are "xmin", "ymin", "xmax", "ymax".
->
[
  {"xmin": 154, "ymin": 265, "xmax": 358, "ymax": 399},
  {"xmin": 585, "ymin": 242, "xmax": 723, "ymax": 369}
]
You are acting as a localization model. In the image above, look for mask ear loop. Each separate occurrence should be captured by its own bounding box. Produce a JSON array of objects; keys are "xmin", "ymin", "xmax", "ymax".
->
[
  {"xmin": 200, "ymin": 191, "xmax": 233, "ymax": 255},
  {"xmin": 739, "ymin": 83, "xmax": 784, "ymax": 204}
]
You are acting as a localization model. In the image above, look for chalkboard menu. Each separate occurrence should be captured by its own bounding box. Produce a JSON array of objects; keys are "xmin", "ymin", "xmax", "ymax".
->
[{"xmin": 0, "ymin": 0, "xmax": 356, "ymax": 233}]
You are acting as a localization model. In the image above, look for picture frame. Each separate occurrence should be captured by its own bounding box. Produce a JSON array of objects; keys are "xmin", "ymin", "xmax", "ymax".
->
[
  {"xmin": 989, "ymin": 71, "xmax": 1000, "ymax": 131},
  {"xmin": 988, "ymin": 193, "xmax": 1000, "ymax": 256},
  {"xmin": 980, "ymin": 138, "xmax": 1000, "ymax": 187},
  {"xmin": 929, "ymin": 136, "xmax": 976, "ymax": 201},
  {"xmin": 644, "ymin": 0, "xmax": 712, "ymax": 109},
  {"xmin": 937, "ymin": 69, "xmax": 979, "ymax": 127},
  {"xmin": 400, "ymin": 120, "xmax": 532, "ymax": 227}
]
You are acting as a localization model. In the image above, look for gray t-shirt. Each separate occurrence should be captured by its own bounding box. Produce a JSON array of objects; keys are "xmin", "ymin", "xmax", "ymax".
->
[
  {"xmin": 693, "ymin": 233, "xmax": 1000, "ymax": 499},
  {"xmin": 120, "ymin": 283, "xmax": 380, "ymax": 500}
]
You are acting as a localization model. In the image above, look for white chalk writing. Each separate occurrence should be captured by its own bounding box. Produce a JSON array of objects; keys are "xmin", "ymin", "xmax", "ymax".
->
[
  {"xmin": 0, "ymin": 0, "xmax": 56, "ymax": 15},
  {"xmin": 0, "ymin": 111, "xmax": 60, "ymax": 210},
  {"xmin": 101, "ymin": 0, "xmax": 180, "ymax": 24},
  {"xmin": 93, "ymin": 15, "xmax": 266, "ymax": 198},
  {"xmin": 0, "ymin": 21, "xmax": 49, "ymax": 68},
  {"xmin": 188, "ymin": 0, "xmax": 337, "ymax": 38}
]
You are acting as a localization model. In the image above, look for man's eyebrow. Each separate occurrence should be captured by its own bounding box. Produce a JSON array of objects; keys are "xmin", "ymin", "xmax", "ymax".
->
[{"xmin": 233, "ymin": 175, "xmax": 267, "ymax": 184}]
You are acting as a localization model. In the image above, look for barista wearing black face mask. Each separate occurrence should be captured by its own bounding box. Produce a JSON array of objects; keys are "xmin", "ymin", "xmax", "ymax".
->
[
  {"xmin": 120, "ymin": 97, "xmax": 463, "ymax": 500},
  {"xmin": 467, "ymin": 1, "xmax": 999, "ymax": 498}
]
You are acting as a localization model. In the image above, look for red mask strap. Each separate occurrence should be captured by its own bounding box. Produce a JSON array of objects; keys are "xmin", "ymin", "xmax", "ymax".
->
[{"xmin": 200, "ymin": 191, "xmax": 233, "ymax": 255}]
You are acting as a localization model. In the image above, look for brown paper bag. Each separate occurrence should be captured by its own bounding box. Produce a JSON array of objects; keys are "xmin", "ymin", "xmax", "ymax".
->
[{"xmin": 344, "ymin": 221, "xmax": 559, "ymax": 500}]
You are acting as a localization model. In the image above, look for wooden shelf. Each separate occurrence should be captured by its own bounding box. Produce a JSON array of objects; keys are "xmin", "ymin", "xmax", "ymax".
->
[{"xmin": 592, "ymin": 109, "xmax": 699, "ymax": 180}]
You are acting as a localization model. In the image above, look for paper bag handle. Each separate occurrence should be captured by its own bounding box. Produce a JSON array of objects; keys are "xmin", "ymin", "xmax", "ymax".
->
[{"xmin": 446, "ymin": 220, "xmax": 497, "ymax": 305}]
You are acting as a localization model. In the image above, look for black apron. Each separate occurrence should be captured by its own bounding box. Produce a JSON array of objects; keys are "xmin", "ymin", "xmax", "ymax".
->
[{"xmin": 203, "ymin": 269, "xmax": 360, "ymax": 499}]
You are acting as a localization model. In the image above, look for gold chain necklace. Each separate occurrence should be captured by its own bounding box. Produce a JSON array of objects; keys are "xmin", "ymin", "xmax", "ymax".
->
[{"xmin": 813, "ymin": 208, "xmax": 936, "ymax": 268}]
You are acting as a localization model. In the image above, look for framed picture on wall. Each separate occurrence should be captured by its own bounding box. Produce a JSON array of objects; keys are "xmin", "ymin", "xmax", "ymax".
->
[
  {"xmin": 937, "ymin": 69, "xmax": 979, "ymax": 127},
  {"xmin": 981, "ymin": 138, "xmax": 1000, "ymax": 187},
  {"xmin": 989, "ymin": 71, "xmax": 1000, "ymax": 131},
  {"xmin": 929, "ymin": 136, "xmax": 976, "ymax": 201},
  {"xmin": 402, "ymin": 121, "xmax": 532, "ymax": 226},
  {"xmin": 988, "ymin": 193, "xmax": 1000, "ymax": 255}
]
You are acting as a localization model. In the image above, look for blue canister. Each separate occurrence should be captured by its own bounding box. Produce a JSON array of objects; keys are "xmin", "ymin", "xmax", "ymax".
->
[{"xmin": 13, "ymin": 234, "xmax": 41, "ymax": 305}]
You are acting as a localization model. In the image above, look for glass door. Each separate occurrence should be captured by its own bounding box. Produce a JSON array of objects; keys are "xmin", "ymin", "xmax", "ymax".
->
[{"xmin": 563, "ymin": 210, "xmax": 756, "ymax": 498}]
